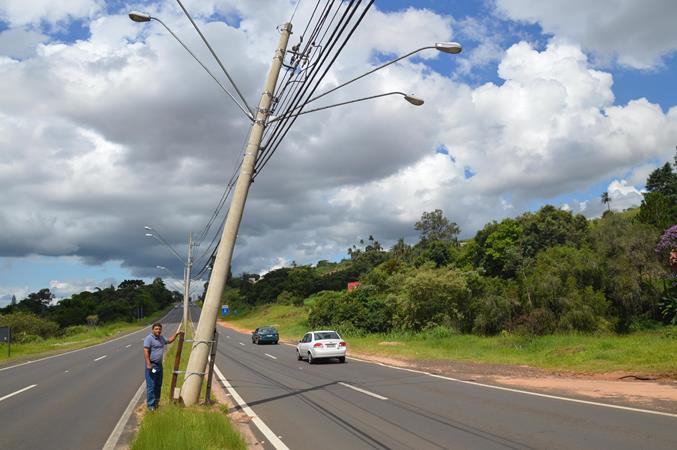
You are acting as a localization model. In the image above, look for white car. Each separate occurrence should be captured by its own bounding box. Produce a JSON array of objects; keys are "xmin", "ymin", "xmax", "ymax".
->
[{"xmin": 296, "ymin": 330, "xmax": 346, "ymax": 364}]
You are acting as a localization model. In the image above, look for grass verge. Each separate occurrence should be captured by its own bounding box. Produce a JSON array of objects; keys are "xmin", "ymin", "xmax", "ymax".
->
[
  {"xmin": 224, "ymin": 304, "xmax": 677, "ymax": 375},
  {"xmin": 132, "ymin": 311, "xmax": 246, "ymax": 450},
  {"xmin": 0, "ymin": 307, "xmax": 173, "ymax": 364}
]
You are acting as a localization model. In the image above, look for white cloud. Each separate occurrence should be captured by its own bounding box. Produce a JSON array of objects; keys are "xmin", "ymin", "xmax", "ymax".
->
[
  {"xmin": 495, "ymin": 0, "xmax": 677, "ymax": 69},
  {"xmin": 0, "ymin": 0, "xmax": 102, "ymax": 27},
  {"xmin": 0, "ymin": 27, "xmax": 48, "ymax": 59}
]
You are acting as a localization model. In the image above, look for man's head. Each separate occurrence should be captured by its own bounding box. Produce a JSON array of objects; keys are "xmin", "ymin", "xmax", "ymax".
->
[{"xmin": 152, "ymin": 323, "xmax": 162, "ymax": 337}]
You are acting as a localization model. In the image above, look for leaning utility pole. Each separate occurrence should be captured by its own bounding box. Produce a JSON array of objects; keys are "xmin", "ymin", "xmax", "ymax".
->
[
  {"xmin": 182, "ymin": 232, "xmax": 193, "ymax": 331},
  {"xmin": 181, "ymin": 23, "xmax": 292, "ymax": 406}
]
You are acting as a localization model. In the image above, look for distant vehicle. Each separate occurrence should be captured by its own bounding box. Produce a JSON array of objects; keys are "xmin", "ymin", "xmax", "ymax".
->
[
  {"xmin": 251, "ymin": 326, "xmax": 279, "ymax": 345},
  {"xmin": 296, "ymin": 330, "xmax": 346, "ymax": 364}
]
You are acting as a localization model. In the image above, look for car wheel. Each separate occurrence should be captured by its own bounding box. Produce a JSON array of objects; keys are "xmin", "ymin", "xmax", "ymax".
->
[
  {"xmin": 274, "ymin": 340, "xmax": 278, "ymax": 345},
  {"xmin": 297, "ymin": 350, "xmax": 302, "ymax": 361},
  {"xmin": 338, "ymin": 356, "xmax": 346, "ymax": 363},
  {"xmin": 307, "ymin": 352, "xmax": 314, "ymax": 364}
]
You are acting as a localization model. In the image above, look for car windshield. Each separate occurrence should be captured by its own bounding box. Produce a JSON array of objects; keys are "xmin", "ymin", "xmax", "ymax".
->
[
  {"xmin": 314, "ymin": 331, "xmax": 340, "ymax": 340},
  {"xmin": 260, "ymin": 328, "xmax": 277, "ymax": 334}
]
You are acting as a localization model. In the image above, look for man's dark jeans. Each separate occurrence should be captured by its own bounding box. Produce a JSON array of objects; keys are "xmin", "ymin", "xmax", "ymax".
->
[{"xmin": 145, "ymin": 362, "xmax": 163, "ymax": 409}]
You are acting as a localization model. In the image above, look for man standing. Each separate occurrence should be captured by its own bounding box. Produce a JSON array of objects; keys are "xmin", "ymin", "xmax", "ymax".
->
[{"xmin": 143, "ymin": 323, "xmax": 181, "ymax": 411}]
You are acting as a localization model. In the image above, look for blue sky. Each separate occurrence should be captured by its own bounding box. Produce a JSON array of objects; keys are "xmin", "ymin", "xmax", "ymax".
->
[{"xmin": 1, "ymin": 0, "xmax": 676, "ymax": 305}]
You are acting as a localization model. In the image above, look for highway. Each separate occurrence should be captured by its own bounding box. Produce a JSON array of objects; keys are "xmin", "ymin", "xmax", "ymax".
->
[
  {"xmin": 214, "ymin": 324, "xmax": 677, "ymax": 450},
  {"xmin": 0, "ymin": 307, "xmax": 181, "ymax": 450}
]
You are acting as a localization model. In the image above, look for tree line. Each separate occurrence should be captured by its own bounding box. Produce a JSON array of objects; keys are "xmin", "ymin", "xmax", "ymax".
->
[
  {"xmin": 0, "ymin": 279, "xmax": 178, "ymax": 343},
  {"xmin": 222, "ymin": 150, "xmax": 677, "ymax": 336}
]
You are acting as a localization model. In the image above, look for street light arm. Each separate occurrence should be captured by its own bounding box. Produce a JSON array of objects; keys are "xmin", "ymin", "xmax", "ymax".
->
[
  {"xmin": 146, "ymin": 229, "xmax": 186, "ymax": 265},
  {"xmin": 174, "ymin": 0, "xmax": 255, "ymax": 117},
  {"xmin": 268, "ymin": 91, "xmax": 423, "ymax": 123},
  {"xmin": 284, "ymin": 42, "xmax": 461, "ymax": 115},
  {"xmin": 150, "ymin": 17, "xmax": 254, "ymax": 121}
]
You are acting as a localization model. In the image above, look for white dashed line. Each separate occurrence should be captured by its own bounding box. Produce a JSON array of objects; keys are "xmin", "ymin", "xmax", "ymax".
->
[
  {"xmin": 265, "ymin": 353, "xmax": 277, "ymax": 360},
  {"xmin": 125, "ymin": 344, "xmax": 132, "ymax": 348},
  {"xmin": 338, "ymin": 382, "xmax": 388, "ymax": 400},
  {"xmin": 94, "ymin": 355, "xmax": 107, "ymax": 362},
  {"xmin": 239, "ymin": 342, "xmax": 245, "ymax": 346},
  {"xmin": 0, "ymin": 384, "xmax": 37, "ymax": 403}
]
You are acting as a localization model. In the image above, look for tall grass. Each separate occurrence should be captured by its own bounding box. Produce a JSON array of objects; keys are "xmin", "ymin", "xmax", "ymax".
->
[
  {"xmin": 225, "ymin": 304, "xmax": 677, "ymax": 374},
  {"xmin": 131, "ymin": 406, "xmax": 245, "ymax": 450}
]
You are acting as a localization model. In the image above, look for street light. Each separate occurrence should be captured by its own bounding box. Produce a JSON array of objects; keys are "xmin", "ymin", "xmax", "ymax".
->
[
  {"xmin": 296, "ymin": 42, "xmax": 462, "ymax": 110},
  {"xmin": 128, "ymin": 11, "xmax": 254, "ymax": 121},
  {"xmin": 145, "ymin": 226, "xmax": 194, "ymax": 331},
  {"xmin": 269, "ymin": 92, "xmax": 424, "ymax": 123}
]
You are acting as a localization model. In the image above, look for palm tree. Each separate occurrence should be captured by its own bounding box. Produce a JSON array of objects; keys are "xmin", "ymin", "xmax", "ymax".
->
[{"xmin": 601, "ymin": 191, "xmax": 611, "ymax": 212}]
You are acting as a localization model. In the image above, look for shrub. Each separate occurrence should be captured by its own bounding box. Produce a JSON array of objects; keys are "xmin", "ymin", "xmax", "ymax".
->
[{"xmin": 0, "ymin": 311, "xmax": 60, "ymax": 342}]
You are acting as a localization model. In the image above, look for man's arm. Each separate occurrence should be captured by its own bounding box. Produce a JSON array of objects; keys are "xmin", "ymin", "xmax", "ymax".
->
[
  {"xmin": 143, "ymin": 347, "xmax": 152, "ymax": 369},
  {"xmin": 167, "ymin": 331, "xmax": 183, "ymax": 344}
]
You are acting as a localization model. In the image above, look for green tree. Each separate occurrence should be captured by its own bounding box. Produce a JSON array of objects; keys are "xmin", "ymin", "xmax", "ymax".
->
[
  {"xmin": 601, "ymin": 191, "xmax": 611, "ymax": 212},
  {"xmin": 17, "ymin": 288, "xmax": 54, "ymax": 315},
  {"xmin": 636, "ymin": 192, "xmax": 677, "ymax": 231},
  {"xmin": 415, "ymin": 209, "xmax": 460, "ymax": 246},
  {"xmin": 646, "ymin": 162, "xmax": 677, "ymax": 198}
]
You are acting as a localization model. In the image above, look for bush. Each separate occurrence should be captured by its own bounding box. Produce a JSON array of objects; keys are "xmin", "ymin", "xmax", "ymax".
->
[
  {"xmin": 0, "ymin": 312, "xmax": 60, "ymax": 342},
  {"xmin": 394, "ymin": 264, "xmax": 470, "ymax": 331}
]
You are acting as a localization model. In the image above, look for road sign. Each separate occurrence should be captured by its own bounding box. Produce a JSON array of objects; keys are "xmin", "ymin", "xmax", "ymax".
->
[
  {"xmin": 0, "ymin": 327, "xmax": 10, "ymax": 357},
  {"xmin": 221, "ymin": 305, "xmax": 229, "ymax": 316}
]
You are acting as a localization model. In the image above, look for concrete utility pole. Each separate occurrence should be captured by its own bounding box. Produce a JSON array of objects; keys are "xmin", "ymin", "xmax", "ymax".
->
[
  {"xmin": 181, "ymin": 22, "xmax": 292, "ymax": 406},
  {"xmin": 182, "ymin": 232, "xmax": 193, "ymax": 331}
]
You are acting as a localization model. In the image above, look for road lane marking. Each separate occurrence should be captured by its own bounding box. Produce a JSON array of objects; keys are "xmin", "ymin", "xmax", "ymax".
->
[
  {"xmin": 0, "ymin": 309, "xmax": 176, "ymax": 373},
  {"xmin": 346, "ymin": 356, "xmax": 677, "ymax": 419},
  {"xmin": 226, "ymin": 335, "xmax": 231, "ymax": 339},
  {"xmin": 125, "ymin": 344, "xmax": 132, "ymax": 348},
  {"xmin": 265, "ymin": 353, "xmax": 277, "ymax": 360},
  {"xmin": 0, "ymin": 384, "xmax": 37, "ymax": 403},
  {"xmin": 338, "ymin": 382, "xmax": 388, "ymax": 400},
  {"xmin": 94, "ymin": 355, "xmax": 107, "ymax": 362},
  {"xmin": 213, "ymin": 365, "xmax": 289, "ymax": 450},
  {"xmin": 102, "ymin": 382, "xmax": 145, "ymax": 450},
  {"xmin": 239, "ymin": 342, "xmax": 245, "ymax": 346}
]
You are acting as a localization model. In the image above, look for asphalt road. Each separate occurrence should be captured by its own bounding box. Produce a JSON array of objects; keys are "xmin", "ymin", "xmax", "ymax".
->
[
  {"xmin": 214, "ymin": 324, "xmax": 677, "ymax": 450},
  {"xmin": 0, "ymin": 306, "xmax": 181, "ymax": 450}
]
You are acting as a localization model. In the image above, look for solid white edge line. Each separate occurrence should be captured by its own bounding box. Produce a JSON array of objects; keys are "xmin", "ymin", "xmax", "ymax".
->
[
  {"xmin": 94, "ymin": 355, "xmax": 107, "ymax": 362},
  {"xmin": 338, "ymin": 382, "xmax": 388, "ymax": 400},
  {"xmin": 0, "ymin": 308, "xmax": 176, "ymax": 373},
  {"xmin": 346, "ymin": 356, "xmax": 677, "ymax": 419},
  {"xmin": 102, "ymin": 382, "xmax": 146, "ymax": 450},
  {"xmin": 0, "ymin": 384, "xmax": 37, "ymax": 403},
  {"xmin": 221, "ymin": 325, "xmax": 677, "ymax": 418},
  {"xmin": 264, "ymin": 353, "xmax": 278, "ymax": 360},
  {"xmin": 213, "ymin": 365, "xmax": 289, "ymax": 450}
]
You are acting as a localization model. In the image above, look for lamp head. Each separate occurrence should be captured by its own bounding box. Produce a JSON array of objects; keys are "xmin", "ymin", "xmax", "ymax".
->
[
  {"xmin": 129, "ymin": 11, "xmax": 152, "ymax": 23},
  {"xmin": 404, "ymin": 95, "xmax": 424, "ymax": 106},
  {"xmin": 435, "ymin": 42, "xmax": 462, "ymax": 54},
  {"xmin": 144, "ymin": 226, "xmax": 152, "ymax": 231},
  {"xmin": 145, "ymin": 233, "xmax": 154, "ymax": 237}
]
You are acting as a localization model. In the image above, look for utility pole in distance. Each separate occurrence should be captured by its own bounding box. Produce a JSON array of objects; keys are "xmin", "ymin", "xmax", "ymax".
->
[
  {"xmin": 182, "ymin": 232, "xmax": 193, "ymax": 332},
  {"xmin": 181, "ymin": 22, "xmax": 292, "ymax": 406}
]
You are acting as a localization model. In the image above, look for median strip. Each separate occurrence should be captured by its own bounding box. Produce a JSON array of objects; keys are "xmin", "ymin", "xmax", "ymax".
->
[
  {"xmin": 338, "ymin": 382, "xmax": 388, "ymax": 400},
  {"xmin": 0, "ymin": 384, "xmax": 37, "ymax": 403}
]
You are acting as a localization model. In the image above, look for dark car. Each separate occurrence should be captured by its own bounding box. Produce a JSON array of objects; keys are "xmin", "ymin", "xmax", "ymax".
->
[{"xmin": 251, "ymin": 326, "xmax": 279, "ymax": 345}]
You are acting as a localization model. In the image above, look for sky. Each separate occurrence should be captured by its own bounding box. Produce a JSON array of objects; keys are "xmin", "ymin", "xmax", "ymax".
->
[{"xmin": 1, "ymin": 0, "xmax": 677, "ymax": 305}]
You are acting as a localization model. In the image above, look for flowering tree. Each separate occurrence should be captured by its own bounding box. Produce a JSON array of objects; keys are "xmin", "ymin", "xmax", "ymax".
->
[
  {"xmin": 656, "ymin": 224, "xmax": 677, "ymax": 323},
  {"xmin": 656, "ymin": 224, "xmax": 677, "ymax": 269}
]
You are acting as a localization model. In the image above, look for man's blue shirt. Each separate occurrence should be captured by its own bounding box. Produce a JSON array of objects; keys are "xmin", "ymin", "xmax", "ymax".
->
[{"xmin": 144, "ymin": 334, "xmax": 168, "ymax": 363}]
